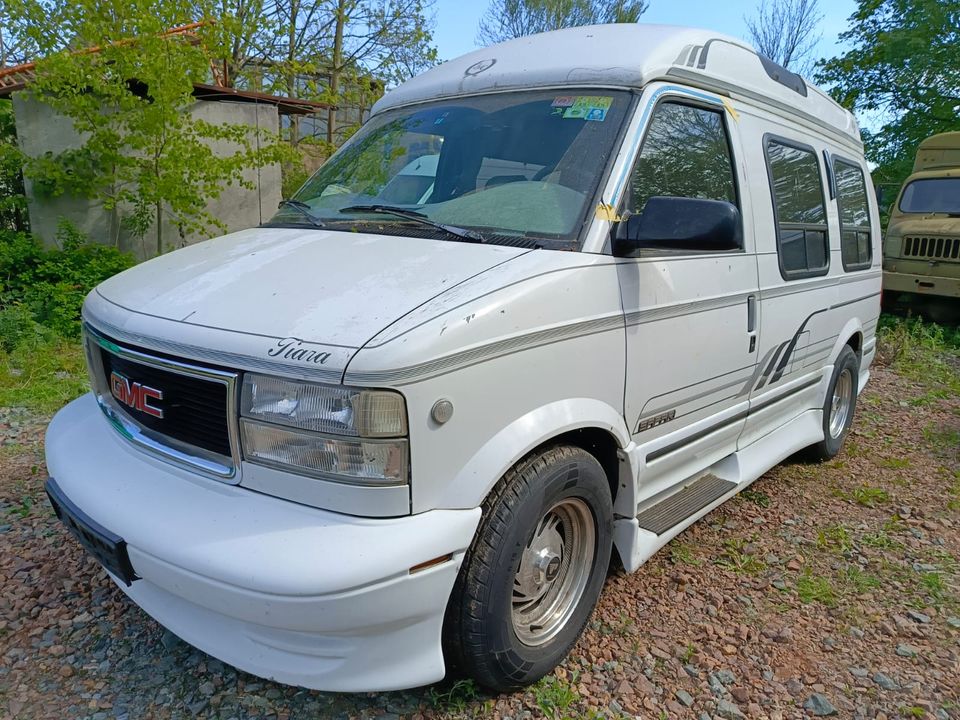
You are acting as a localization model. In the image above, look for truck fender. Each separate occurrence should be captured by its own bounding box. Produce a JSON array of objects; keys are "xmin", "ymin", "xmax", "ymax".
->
[{"xmin": 435, "ymin": 398, "xmax": 633, "ymax": 510}]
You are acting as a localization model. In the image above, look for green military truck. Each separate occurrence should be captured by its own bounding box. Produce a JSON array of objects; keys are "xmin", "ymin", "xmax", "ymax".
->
[{"xmin": 882, "ymin": 132, "xmax": 960, "ymax": 310}]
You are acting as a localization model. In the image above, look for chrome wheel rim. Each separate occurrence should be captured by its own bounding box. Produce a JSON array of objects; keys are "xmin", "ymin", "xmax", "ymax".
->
[
  {"xmin": 512, "ymin": 498, "xmax": 595, "ymax": 646},
  {"xmin": 828, "ymin": 368, "xmax": 853, "ymax": 439}
]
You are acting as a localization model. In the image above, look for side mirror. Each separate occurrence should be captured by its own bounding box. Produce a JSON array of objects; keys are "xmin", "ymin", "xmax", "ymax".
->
[{"xmin": 612, "ymin": 196, "xmax": 742, "ymax": 256}]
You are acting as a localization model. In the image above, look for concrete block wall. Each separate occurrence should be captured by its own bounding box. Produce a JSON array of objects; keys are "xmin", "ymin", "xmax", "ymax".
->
[{"xmin": 13, "ymin": 93, "xmax": 281, "ymax": 260}]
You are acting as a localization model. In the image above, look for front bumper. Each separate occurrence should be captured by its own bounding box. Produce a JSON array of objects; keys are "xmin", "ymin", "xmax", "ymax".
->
[
  {"xmin": 883, "ymin": 269, "xmax": 960, "ymax": 298},
  {"xmin": 45, "ymin": 394, "xmax": 482, "ymax": 692}
]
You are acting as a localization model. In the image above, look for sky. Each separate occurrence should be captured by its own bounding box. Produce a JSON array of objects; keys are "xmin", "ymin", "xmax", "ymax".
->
[{"xmin": 431, "ymin": 0, "xmax": 858, "ymax": 70}]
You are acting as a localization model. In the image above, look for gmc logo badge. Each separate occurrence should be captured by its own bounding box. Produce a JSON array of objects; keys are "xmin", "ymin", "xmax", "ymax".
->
[{"xmin": 110, "ymin": 371, "xmax": 164, "ymax": 419}]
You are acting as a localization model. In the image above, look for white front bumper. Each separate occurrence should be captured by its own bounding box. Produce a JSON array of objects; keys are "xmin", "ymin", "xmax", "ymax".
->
[{"xmin": 45, "ymin": 394, "xmax": 481, "ymax": 692}]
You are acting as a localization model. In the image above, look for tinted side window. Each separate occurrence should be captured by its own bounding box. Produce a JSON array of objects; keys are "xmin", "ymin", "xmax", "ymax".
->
[
  {"xmin": 834, "ymin": 159, "xmax": 872, "ymax": 271},
  {"xmin": 765, "ymin": 139, "xmax": 829, "ymax": 278},
  {"xmin": 625, "ymin": 102, "xmax": 738, "ymax": 216}
]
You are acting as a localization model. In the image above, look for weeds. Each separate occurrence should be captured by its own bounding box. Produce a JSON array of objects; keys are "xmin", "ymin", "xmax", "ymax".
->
[
  {"xmin": 795, "ymin": 571, "xmax": 837, "ymax": 607},
  {"xmin": 532, "ymin": 675, "xmax": 579, "ymax": 720},
  {"xmin": 740, "ymin": 489, "xmax": 770, "ymax": 508},
  {"xmin": 816, "ymin": 524, "xmax": 854, "ymax": 553},
  {"xmin": 670, "ymin": 542, "xmax": 702, "ymax": 567},
  {"xmin": 836, "ymin": 484, "xmax": 891, "ymax": 507},
  {"xmin": 715, "ymin": 538, "xmax": 766, "ymax": 575},
  {"xmin": 0, "ymin": 336, "xmax": 87, "ymax": 413},
  {"xmin": 426, "ymin": 679, "xmax": 480, "ymax": 713},
  {"xmin": 876, "ymin": 316, "xmax": 960, "ymax": 395}
]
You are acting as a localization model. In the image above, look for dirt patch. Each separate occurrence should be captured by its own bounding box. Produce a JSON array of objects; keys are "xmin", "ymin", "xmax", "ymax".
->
[{"xmin": 1, "ymin": 366, "xmax": 958, "ymax": 719}]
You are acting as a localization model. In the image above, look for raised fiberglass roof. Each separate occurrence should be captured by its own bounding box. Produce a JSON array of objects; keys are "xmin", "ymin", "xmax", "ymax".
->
[{"xmin": 374, "ymin": 24, "xmax": 860, "ymax": 143}]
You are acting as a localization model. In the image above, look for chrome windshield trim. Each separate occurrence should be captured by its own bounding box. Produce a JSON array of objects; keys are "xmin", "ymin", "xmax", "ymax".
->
[{"xmin": 84, "ymin": 324, "xmax": 242, "ymax": 482}]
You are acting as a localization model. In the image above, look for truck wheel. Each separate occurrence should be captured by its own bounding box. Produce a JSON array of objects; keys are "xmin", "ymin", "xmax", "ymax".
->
[
  {"xmin": 444, "ymin": 445, "xmax": 613, "ymax": 692},
  {"xmin": 806, "ymin": 345, "xmax": 859, "ymax": 461}
]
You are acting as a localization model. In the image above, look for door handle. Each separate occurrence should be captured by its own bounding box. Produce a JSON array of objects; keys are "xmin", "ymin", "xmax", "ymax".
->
[{"xmin": 746, "ymin": 295, "xmax": 757, "ymax": 353}]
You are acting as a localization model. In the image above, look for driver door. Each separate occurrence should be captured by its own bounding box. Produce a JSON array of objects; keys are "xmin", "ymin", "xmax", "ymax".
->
[{"xmin": 615, "ymin": 88, "xmax": 760, "ymax": 500}]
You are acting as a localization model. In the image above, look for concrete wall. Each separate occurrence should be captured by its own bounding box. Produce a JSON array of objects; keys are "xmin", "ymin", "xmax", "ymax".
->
[{"xmin": 13, "ymin": 93, "xmax": 281, "ymax": 259}]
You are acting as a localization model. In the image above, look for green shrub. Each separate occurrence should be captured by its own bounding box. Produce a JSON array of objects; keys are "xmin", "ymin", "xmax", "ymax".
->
[
  {"xmin": 0, "ymin": 222, "xmax": 135, "ymax": 338},
  {"xmin": 0, "ymin": 305, "xmax": 56, "ymax": 353}
]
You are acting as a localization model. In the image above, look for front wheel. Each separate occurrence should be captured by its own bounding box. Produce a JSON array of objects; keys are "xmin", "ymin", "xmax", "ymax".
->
[
  {"xmin": 443, "ymin": 445, "xmax": 613, "ymax": 692},
  {"xmin": 806, "ymin": 345, "xmax": 860, "ymax": 460}
]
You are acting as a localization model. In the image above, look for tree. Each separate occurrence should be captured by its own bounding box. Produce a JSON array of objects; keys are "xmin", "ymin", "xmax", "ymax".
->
[
  {"xmin": 0, "ymin": 100, "xmax": 28, "ymax": 231},
  {"xmin": 8, "ymin": 0, "xmax": 292, "ymax": 254},
  {"xmin": 816, "ymin": 0, "xmax": 960, "ymax": 185},
  {"xmin": 744, "ymin": 0, "xmax": 822, "ymax": 74},
  {"xmin": 321, "ymin": 0, "xmax": 436, "ymax": 144},
  {"xmin": 477, "ymin": 0, "xmax": 648, "ymax": 45}
]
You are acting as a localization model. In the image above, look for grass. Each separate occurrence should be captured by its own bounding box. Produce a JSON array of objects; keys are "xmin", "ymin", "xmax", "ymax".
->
[
  {"xmin": 816, "ymin": 524, "xmax": 854, "ymax": 553},
  {"xmin": 835, "ymin": 484, "xmax": 891, "ymax": 507},
  {"xmin": 740, "ymin": 488, "xmax": 770, "ymax": 507},
  {"xmin": 795, "ymin": 571, "xmax": 838, "ymax": 607},
  {"xmin": 669, "ymin": 541, "xmax": 702, "ymax": 567},
  {"xmin": 0, "ymin": 337, "xmax": 87, "ymax": 414},
  {"xmin": 531, "ymin": 675, "xmax": 580, "ymax": 720},
  {"xmin": 877, "ymin": 315, "xmax": 960, "ymax": 395},
  {"xmin": 922, "ymin": 425, "xmax": 960, "ymax": 455},
  {"xmin": 715, "ymin": 538, "xmax": 766, "ymax": 575},
  {"xmin": 425, "ymin": 679, "xmax": 481, "ymax": 713}
]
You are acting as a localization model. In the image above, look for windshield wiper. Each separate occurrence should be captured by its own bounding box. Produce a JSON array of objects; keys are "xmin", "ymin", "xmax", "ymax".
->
[
  {"xmin": 277, "ymin": 199, "xmax": 327, "ymax": 228},
  {"xmin": 339, "ymin": 204, "xmax": 485, "ymax": 243}
]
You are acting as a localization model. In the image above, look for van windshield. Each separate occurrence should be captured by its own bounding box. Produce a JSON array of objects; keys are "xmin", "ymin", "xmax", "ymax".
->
[
  {"xmin": 267, "ymin": 90, "xmax": 632, "ymax": 246},
  {"xmin": 898, "ymin": 178, "xmax": 960, "ymax": 215}
]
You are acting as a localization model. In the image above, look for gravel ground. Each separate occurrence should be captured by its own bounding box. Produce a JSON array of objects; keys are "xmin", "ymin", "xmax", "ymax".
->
[{"xmin": 1, "ymin": 364, "xmax": 958, "ymax": 720}]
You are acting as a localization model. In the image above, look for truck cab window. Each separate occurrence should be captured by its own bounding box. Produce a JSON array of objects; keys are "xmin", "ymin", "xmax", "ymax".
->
[
  {"xmin": 765, "ymin": 138, "xmax": 829, "ymax": 279},
  {"xmin": 624, "ymin": 101, "xmax": 738, "ymax": 216},
  {"xmin": 834, "ymin": 159, "xmax": 873, "ymax": 271}
]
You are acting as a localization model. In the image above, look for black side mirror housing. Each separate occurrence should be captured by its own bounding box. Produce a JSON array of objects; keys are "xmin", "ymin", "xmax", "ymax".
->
[{"xmin": 612, "ymin": 196, "xmax": 742, "ymax": 256}]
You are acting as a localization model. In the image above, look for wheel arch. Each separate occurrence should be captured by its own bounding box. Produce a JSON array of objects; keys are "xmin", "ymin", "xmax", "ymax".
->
[{"xmin": 437, "ymin": 398, "xmax": 634, "ymax": 512}]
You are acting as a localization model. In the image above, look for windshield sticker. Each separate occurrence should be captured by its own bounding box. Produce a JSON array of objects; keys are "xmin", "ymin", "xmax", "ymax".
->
[
  {"xmin": 552, "ymin": 96, "xmax": 577, "ymax": 107},
  {"xmin": 561, "ymin": 96, "xmax": 612, "ymax": 121}
]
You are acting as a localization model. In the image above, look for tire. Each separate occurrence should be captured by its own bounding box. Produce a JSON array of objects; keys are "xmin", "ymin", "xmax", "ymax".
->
[
  {"xmin": 806, "ymin": 345, "xmax": 859, "ymax": 461},
  {"xmin": 443, "ymin": 445, "xmax": 613, "ymax": 692}
]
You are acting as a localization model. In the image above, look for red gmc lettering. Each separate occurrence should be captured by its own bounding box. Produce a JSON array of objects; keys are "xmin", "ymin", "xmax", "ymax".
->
[{"xmin": 109, "ymin": 371, "xmax": 164, "ymax": 418}]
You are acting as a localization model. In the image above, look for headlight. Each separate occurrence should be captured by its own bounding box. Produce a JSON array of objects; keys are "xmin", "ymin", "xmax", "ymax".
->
[
  {"xmin": 239, "ymin": 374, "xmax": 409, "ymax": 485},
  {"xmin": 240, "ymin": 374, "xmax": 406, "ymax": 437}
]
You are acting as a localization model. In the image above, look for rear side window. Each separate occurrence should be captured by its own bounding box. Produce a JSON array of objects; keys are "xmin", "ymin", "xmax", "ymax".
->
[
  {"xmin": 625, "ymin": 102, "xmax": 738, "ymax": 216},
  {"xmin": 834, "ymin": 159, "xmax": 873, "ymax": 271},
  {"xmin": 765, "ymin": 138, "xmax": 829, "ymax": 279}
]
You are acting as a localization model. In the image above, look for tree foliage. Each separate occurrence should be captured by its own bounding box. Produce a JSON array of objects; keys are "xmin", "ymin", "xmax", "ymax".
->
[
  {"xmin": 744, "ymin": 0, "xmax": 822, "ymax": 74},
  {"xmin": 7, "ymin": 0, "xmax": 293, "ymax": 254},
  {"xmin": 816, "ymin": 0, "xmax": 960, "ymax": 185},
  {"xmin": 0, "ymin": 101, "xmax": 28, "ymax": 232},
  {"xmin": 477, "ymin": 0, "xmax": 649, "ymax": 45}
]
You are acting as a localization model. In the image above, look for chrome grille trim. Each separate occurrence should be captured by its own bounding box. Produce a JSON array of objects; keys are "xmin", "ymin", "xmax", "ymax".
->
[{"xmin": 84, "ymin": 324, "xmax": 242, "ymax": 482}]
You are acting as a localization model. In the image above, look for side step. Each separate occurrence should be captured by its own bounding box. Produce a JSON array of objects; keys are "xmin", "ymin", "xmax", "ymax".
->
[{"xmin": 636, "ymin": 474, "xmax": 737, "ymax": 535}]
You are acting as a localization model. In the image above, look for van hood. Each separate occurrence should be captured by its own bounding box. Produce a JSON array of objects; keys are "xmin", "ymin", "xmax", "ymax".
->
[{"xmin": 94, "ymin": 227, "xmax": 529, "ymax": 350}]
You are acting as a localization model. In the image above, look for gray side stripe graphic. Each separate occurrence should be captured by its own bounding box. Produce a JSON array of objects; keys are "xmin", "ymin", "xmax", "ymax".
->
[
  {"xmin": 347, "ymin": 313, "xmax": 625, "ymax": 385},
  {"xmin": 625, "ymin": 292, "xmax": 752, "ymax": 327},
  {"xmin": 641, "ymin": 371, "xmax": 754, "ymax": 418},
  {"xmin": 756, "ymin": 341, "xmax": 790, "ymax": 391},
  {"xmin": 350, "ymin": 291, "xmax": 753, "ymax": 385}
]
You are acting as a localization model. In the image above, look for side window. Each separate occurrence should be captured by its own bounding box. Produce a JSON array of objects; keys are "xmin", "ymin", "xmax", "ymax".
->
[
  {"xmin": 625, "ymin": 101, "xmax": 738, "ymax": 218},
  {"xmin": 765, "ymin": 138, "xmax": 829, "ymax": 279},
  {"xmin": 833, "ymin": 159, "xmax": 873, "ymax": 271}
]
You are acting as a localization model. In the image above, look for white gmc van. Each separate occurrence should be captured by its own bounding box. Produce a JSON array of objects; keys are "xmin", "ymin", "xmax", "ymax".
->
[{"xmin": 45, "ymin": 24, "xmax": 881, "ymax": 693}]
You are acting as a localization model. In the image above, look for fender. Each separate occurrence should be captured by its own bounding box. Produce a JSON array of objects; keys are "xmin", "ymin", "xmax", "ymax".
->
[
  {"xmin": 433, "ymin": 398, "xmax": 635, "ymax": 511},
  {"xmin": 829, "ymin": 317, "xmax": 865, "ymax": 391}
]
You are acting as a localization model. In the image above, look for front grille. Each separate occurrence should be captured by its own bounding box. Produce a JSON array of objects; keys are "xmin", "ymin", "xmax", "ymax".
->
[
  {"xmin": 902, "ymin": 235, "xmax": 960, "ymax": 261},
  {"xmin": 99, "ymin": 347, "xmax": 231, "ymax": 457}
]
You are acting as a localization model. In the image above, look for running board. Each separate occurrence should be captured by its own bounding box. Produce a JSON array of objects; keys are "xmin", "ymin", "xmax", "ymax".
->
[{"xmin": 635, "ymin": 474, "xmax": 736, "ymax": 535}]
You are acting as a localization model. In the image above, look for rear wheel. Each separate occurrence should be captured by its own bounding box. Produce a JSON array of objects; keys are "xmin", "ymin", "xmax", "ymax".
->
[
  {"xmin": 444, "ymin": 445, "xmax": 613, "ymax": 692},
  {"xmin": 806, "ymin": 345, "xmax": 859, "ymax": 460}
]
